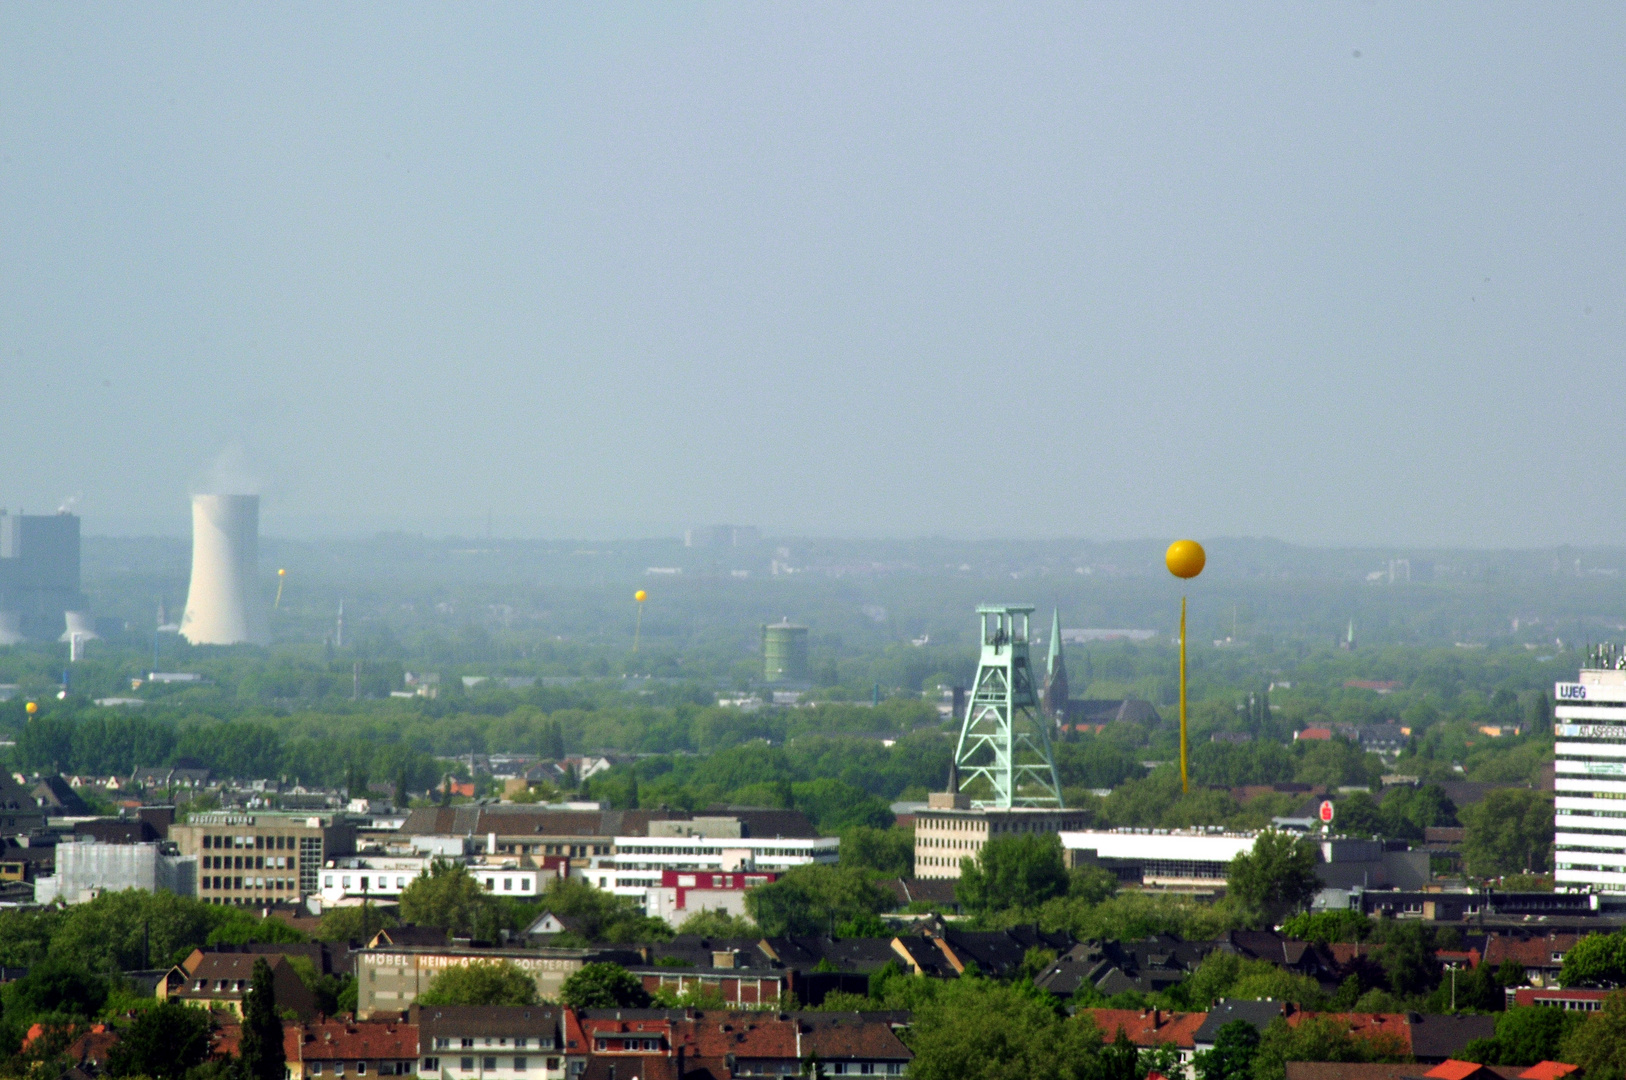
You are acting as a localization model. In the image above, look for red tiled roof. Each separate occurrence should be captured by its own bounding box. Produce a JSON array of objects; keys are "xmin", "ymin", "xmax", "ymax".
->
[
  {"xmin": 802, "ymin": 1017, "xmax": 912, "ymax": 1062},
  {"xmin": 66, "ymin": 1028, "xmax": 119, "ymax": 1065},
  {"xmin": 1427, "ymin": 1062, "xmax": 1496, "ymax": 1080},
  {"xmin": 212, "ymin": 1023, "xmax": 242, "ymax": 1060},
  {"xmin": 580, "ymin": 1017, "xmax": 676, "ymax": 1037},
  {"xmin": 1513, "ymin": 988, "xmax": 1612, "ymax": 1007},
  {"xmin": 1288, "ymin": 1013, "xmax": 1411, "ymax": 1054},
  {"xmin": 1079, "ymin": 1009, "xmax": 1208, "ymax": 1050},
  {"xmin": 283, "ymin": 1020, "xmax": 419, "ymax": 1062},
  {"xmin": 1519, "ymin": 1064, "xmax": 1579, "ymax": 1080},
  {"xmin": 1482, "ymin": 935, "xmax": 1579, "ymax": 970},
  {"xmin": 674, "ymin": 1016, "xmax": 797, "ymax": 1060},
  {"xmin": 25, "ymin": 1023, "xmax": 109, "ymax": 1054},
  {"xmin": 562, "ymin": 1008, "xmax": 588, "ymax": 1053},
  {"xmin": 1328, "ymin": 943, "xmax": 1382, "ymax": 966}
]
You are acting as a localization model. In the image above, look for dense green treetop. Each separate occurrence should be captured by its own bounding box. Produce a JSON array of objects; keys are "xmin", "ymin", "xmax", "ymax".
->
[{"xmin": 417, "ymin": 961, "xmax": 538, "ymax": 1007}]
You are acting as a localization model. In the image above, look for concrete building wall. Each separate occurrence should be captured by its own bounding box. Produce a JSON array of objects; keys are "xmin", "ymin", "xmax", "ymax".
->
[
  {"xmin": 647, "ymin": 886, "xmax": 751, "ymax": 927},
  {"xmin": 355, "ymin": 948, "xmax": 590, "ymax": 1018},
  {"xmin": 916, "ymin": 807, "xmax": 1093, "ymax": 879}
]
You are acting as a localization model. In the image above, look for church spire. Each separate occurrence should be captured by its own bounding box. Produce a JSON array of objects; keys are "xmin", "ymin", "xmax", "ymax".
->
[
  {"xmin": 1047, "ymin": 607, "xmax": 1063, "ymax": 679},
  {"xmin": 1043, "ymin": 607, "xmax": 1069, "ymax": 722}
]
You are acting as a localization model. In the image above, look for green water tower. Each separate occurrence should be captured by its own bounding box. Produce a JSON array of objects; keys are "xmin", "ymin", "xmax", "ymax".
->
[{"xmin": 761, "ymin": 620, "xmax": 810, "ymax": 683}]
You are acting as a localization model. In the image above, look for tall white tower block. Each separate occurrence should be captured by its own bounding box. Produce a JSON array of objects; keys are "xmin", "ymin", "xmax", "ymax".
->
[{"xmin": 179, "ymin": 495, "xmax": 268, "ymax": 646}]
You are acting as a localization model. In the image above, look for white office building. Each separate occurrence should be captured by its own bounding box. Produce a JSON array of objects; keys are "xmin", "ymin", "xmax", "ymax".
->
[
  {"xmin": 1060, "ymin": 828, "xmax": 1261, "ymax": 887},
  {"xmin": 467, "ymin": 861, "xmax": 559, "ymax": 898},
  {"xmin": 604, "ymin": 818, "xmax": 836, "ymax": 903},
  {"xmin": 321, "ymin": 856, "xmax": 559, "ymax": 905},
  {"xmin": 321, "ymin": 856, "xmax": 434, "ymax": 905},
  {"xmin": 1554, "ymin": 665, "xmax": 1626, "ymax": 892}
]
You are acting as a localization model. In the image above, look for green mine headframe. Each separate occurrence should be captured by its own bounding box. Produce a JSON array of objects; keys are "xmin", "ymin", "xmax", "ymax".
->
[{"xmin": 952, "ymin": 604, "xmax": 1064, "ymax": 809}]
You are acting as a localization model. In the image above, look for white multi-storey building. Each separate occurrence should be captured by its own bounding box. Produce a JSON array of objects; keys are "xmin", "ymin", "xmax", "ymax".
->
[
  {"xmin": 321, "ymin": 856, "xmax": 434, "ymax": 906},
  {"xmin": 601, "ymin": 817, "xmax": 837, "ymax": 905},
  {"xmin": 1554, "ymin": 665, "xmax": 1626, "ymax": 892},
  {"xmin": 320, "ymin": 856, "xmax": 561, "ymax": 906}
]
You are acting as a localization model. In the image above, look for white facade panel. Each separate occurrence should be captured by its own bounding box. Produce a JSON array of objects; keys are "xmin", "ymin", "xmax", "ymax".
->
[
  {"xmin": 1555, "ymin": 816, "xmax": 1626, "ymax": 834},
  {"xmin": 1555, "ymin": 849, "xmax": 1626, "ymax": 868},
  {"xmin": 1557, "ymin": 705, "xmax": 1626, "ymax": 720},
  {"xmin": 1556, "ymin": 778, "xmax": 1626, "ymax": 795},
  {"xmin": 1558, "ymin": 761, "xmax": 1626, "ymax": 776},
  {"xmin": 1557, "ymin": 742, "xmax": 1626, "ymax": 758},
  {"xmin": 610, "ymin": 836, "xmax": 838, "ymax": 875},
  {"xmin": 1558, "ymin": 724, "xmax": 1626, "ymax": 739},
  {"xmin": 1556, "ymin": 684, "xmax": 1626, "ymax": 704},
  {"xmin": 1555, "ymin": 798, "xmax": 1626, "ymax": 814},
  {"xmin": 1059, "ymin": 830, "xmax": 1259, "ymax": 863},
  {"xmin": 1555, "ymin": 831, "xmax": 1626, "ymax": 848},
  {"xmin": 1556, "ymin": 868, "xmax": 1626, "ymax": 887}
]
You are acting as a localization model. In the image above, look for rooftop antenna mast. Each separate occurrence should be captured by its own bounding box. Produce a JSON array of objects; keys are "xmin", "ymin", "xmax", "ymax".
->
[{"xmin": 951, "ymin": 605, "xmax": 1062, "ymax": 809}]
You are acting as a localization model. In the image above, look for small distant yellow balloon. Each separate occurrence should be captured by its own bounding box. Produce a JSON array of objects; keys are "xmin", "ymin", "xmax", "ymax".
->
[
  {"xmin": 278, "ymin": 568, "xmax": 286, "ymax": 576},
  {"xmin": 1166, "ymin": 539, "xmax": 1206, "ymax": 579},
  {"xmin": 25, "ymin": 702, "xmax": 37, "ymax": 716},
  {"xmin": 634, "ymin": 590, "xmax": 647, "ymax": 603}
]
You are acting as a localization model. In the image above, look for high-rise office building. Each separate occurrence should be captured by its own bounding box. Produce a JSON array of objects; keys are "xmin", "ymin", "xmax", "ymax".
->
[{"xmin": 1555, "ymin": 652, "xmax": 1626, "ymax": 895}]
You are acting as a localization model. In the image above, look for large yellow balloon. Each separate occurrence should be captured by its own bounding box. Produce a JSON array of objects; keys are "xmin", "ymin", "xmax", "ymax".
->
[
  {"xmin": 634, "ymin": 590, "xmax": 647, "ymax": 602},
  {"xmin": 1166, "ymin": 539, "xmax": 1206, "ymax": 579}
]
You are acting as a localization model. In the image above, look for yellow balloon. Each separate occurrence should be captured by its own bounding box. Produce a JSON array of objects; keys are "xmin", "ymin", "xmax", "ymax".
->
[
  {"xmin": 25, "ymin": 701, "xmax": 37, "ymax": 715},
  {"xmin": 634, "ymin": 590, "xmax": 647, "ymax": 602},
  {"xmin": 278, "ymin": 568, "xmax": 287, "ymax": 576},
  {"xmin": 1166, "ymin": 539, "xmax": 1206, "ymax": 579}
]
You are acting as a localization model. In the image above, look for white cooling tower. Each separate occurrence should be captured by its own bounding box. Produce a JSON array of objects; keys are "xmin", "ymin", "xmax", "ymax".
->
[
  {"xmin": 59, "ymin": 611, "xmax": 99, "ymax": 643},
  {"xmin": 0, "ymin": 612, "xmax": 21, "ymax": 646},
  {"xmin": 179, "ymin": 494, "xmax": 268, "ymax": 646}
]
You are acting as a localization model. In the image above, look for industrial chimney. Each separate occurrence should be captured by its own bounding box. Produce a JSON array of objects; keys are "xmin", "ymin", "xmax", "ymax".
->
[{"xmin": 179, "ymin": 495, "xmax": 268, "ymax": 645}]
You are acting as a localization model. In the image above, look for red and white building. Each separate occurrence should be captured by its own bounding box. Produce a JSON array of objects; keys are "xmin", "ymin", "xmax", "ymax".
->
[{"xmin": 628, "ymin": 869, "xmax": 779, "ymax": 927}]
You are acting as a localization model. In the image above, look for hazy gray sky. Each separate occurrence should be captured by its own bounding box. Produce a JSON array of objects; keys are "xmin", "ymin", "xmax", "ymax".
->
[{"xmin": 3, "ymin": 4, "xmax": 1623, "ymax": 544}]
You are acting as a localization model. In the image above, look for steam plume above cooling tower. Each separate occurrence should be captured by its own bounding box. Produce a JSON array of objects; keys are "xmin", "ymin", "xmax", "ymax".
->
[{"xmin": 179, "ymin": 494, "xmax": 268, "ymax": 646}]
